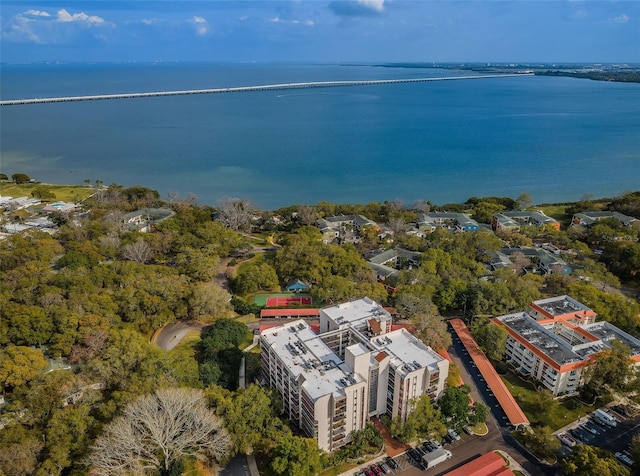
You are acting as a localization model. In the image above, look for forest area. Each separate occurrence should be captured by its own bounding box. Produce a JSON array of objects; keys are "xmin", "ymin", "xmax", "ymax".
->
[{"xmin": 1, "ymin": 185, "xmax": 640, "ymax": 475}]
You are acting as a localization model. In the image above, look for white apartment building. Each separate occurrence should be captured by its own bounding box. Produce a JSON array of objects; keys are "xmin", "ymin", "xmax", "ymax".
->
[
  {"xmin": 494, "ymin": 296, "xmax": 640, "ymax": 396},
  {"xmin": 260, "ymin": 298, "xmax": 449, "ymax": 451}
]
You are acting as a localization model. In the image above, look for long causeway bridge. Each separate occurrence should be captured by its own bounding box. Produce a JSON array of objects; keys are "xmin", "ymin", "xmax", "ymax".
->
[{"xmin": 0, "ymin": 73, "xmax": 532, "ymax": 106}]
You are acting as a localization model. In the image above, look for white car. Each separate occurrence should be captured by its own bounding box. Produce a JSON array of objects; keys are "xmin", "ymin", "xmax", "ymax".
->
[{"xmin": 615, "ymin": 452, "xmax": 634, "ymax": 467}]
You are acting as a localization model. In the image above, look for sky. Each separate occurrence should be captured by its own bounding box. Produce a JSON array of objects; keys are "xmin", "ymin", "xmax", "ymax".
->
[{"xmin": 1, "ymin": 1, "xmax": 639, "ymax": 64}]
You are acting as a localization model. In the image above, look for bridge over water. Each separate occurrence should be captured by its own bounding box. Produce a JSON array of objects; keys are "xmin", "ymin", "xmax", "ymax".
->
[{"xmin": 0, "ymin": 73, "xmax": 532, "ymax": 106}]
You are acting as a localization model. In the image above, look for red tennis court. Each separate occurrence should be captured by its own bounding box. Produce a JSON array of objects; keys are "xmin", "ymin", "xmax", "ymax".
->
[{"xmin": 266, "ymin": 296, "xmax": 312, "ymax": 307}]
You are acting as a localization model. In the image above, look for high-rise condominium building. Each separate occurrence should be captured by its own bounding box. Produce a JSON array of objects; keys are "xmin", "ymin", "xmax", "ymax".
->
[{"xmin": 259, "ymin": 297, "xmax": 449, "ymax": 451}]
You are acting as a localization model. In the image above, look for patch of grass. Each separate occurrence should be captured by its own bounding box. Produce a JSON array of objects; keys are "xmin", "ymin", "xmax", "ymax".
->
[
  {"xmin": 318, "ymin": 463, "xmax": 358, "ymax": 476},
  {"xmin": 238, "ymin": 331, "xmax": 255, "ymax": 350},
  {"xmin": 500, "ymin": 371, "xmax": 594, "ymax": 430},
  {"xmin": 537, "ymin": 205, "xmax": 571, "ymax": 227},
  {"xmin": 168, "ymin": 331, "xmax": 201, "ymax": 360},
  {"xmin": 236, "ymin": 253, "xmax": 266, "ymax": 274},
  {"xmin": 235, "ymin": 314, "xmax": 259, "ymax": 324},
  {"xmin": 446, "ymin": 362, "xmax": 464, "ymax": 387},
  {"xmin": 471, "ymin": 422, "xmax": 488, "ymax": 435},
  {"xmin": 1, "ymin": 183, "xmax": 94, "ymax": 203}
]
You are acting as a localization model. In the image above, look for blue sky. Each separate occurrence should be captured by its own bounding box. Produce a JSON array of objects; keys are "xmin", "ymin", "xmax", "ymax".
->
[{"xmin": 1, "ymin": 1, "xmax": 638, "ymax": 63}]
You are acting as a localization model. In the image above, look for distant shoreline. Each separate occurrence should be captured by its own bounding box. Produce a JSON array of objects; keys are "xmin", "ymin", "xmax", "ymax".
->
[{"xmin": 376, "ymin": 62, "xmax": 640, "ymax": 84}]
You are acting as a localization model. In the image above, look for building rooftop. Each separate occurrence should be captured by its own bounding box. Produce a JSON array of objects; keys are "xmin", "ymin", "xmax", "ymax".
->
[
  {"xmin": 572, "ymin": 211, "xmax": 638, "ymax": 227},
  {"xmin": 498, "ymin": 313, "xmax": 586, "ymax": 367},
  {"xmin": 501, "ymin": 210, "xmax": 558, "ymax": 226},
  {"xmin": 531, "ymin": 295, "xmax": 591, "ymax": 318},
  {"xmin": 322, "ymin": 297, "xmax": 392, "ymax": 329},
  {"xmin": 261, "ymin": 320, "xmax": 364, "ymax": 400},
  {"xmin": 262, "ymin": 312, "xmax": 447, "ymax": 400},
  {"xmin": 582, "ymin": 322, "xmax": 640, "ymax": 357}
]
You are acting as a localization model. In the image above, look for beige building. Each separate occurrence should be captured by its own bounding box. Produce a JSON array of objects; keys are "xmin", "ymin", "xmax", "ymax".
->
[
  {"xmin": 260, "ymin": 298, "xmax": 449, "ymax": 451},
  {"xmin": 494, "ymin": 296, "xmax": 640, "ymax": 396}
]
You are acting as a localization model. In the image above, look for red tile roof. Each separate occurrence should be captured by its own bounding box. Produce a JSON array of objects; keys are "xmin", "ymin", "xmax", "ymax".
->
[
  {"xmin": 445, "ymin": 452, "xmax": 515, "ymax": 476},
  {"xmin": 449, "ymin": 319, "xmax": 529, "ymax": 428},
  {"xmin": 260, "ymin": 308, "xmax": 319, "ymax": 318}
]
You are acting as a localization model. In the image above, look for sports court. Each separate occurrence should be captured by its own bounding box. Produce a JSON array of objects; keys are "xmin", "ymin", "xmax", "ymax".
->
[
  {"xmin": 253, "ymin": 293, "xmax": 312, "ymax": 307},
  {"xmin": 266, "ymin": 296, "xmax": 312, "ymax": 307}
]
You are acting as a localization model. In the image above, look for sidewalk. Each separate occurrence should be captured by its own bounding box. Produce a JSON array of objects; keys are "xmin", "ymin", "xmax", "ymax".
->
[{"xmin": 495, "ymin": 449, "xmax": 532, "ymax": 476}]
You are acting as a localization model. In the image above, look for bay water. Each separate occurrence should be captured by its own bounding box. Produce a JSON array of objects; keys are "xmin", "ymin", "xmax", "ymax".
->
[{"xmin": 1, "ymin": 63, "xmax": 639, "ymax": 209}]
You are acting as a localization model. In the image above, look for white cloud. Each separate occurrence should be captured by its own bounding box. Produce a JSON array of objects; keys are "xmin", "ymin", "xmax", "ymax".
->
[
  {"xmin": 191, "ymin": 16, "xmax": 209, "ymax": 35},
  {"xmin": 305, "ymin": 20, "xmax": 315, "ymax": 26},
  {"xmin": 609, "ymin": 14, "xmax": 629, "ymax": 24},
  {"xmin": 57, "ymin": 9, "xmax": 105, "ymax": 24},
  {"xmin": 24, "ymin": 10, "xmax": 50, "ymax": 17},
  {"xmin": 329, "ymin": 0, "xmax": 386, "ymax": 17},
  {"xmin": 270, "ymin": 16, "xmax": 281, "ymax": 23},
  {"xmin": 358, "ymin": 0, "xmax": 385, "ymax": 12},
  {"xmin": 1, "ymin": 8, "xmax": 111, "ymax": 44}
]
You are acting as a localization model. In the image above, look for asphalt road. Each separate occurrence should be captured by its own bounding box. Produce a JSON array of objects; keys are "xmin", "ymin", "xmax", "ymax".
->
[{"xmin": 154, "ymin": 320, "xmax": 205, "ymax": 351}]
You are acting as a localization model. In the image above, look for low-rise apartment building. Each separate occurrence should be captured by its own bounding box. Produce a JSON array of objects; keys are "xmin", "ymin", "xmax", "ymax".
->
[
  {"xmin": 571, "ymin": 211, "xmax": 638, "ymax": 228},
  {"xmin": 494, "ymin": 296, "xmax": 640, "ymax": 396},
  {"xmin": 492, "ymin": 211, "xmax": 560, "ymax": 232},
  {"xmin": 316, "ymin": 215, "xmax": 379, "ymax": 243},
  {"xmin": 417, "ymin": 212, "xmax": 479, "ymax": 233},
  {"xmin": 260, "ymin": 297, "xmax": 449, "ymax": 451}
]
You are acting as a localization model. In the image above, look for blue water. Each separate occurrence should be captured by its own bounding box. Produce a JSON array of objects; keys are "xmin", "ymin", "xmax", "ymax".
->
[{"xmin": 1, "ymin": 63, "xmax": 639, "ymax": 209}]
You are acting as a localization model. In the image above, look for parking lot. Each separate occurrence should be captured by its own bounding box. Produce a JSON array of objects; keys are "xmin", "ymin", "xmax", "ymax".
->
[{"xmin": 555, "ymin": 406, "xmax": 640, "ymax": 464}]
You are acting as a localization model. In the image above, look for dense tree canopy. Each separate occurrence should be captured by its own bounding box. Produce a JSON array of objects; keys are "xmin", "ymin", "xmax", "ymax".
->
[
  {"xmin": 0, "ymin": 345, "xmax": 48, "ymax": 389},
  {"xmin": 561, "ymin": 445, "xmax": 630, "ymax": 476}
]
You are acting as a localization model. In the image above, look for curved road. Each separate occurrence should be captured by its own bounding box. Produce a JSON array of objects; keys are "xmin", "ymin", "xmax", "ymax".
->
[{"xmin": 154, "ymin": 320, "xmax": 206, "ymax": 351}]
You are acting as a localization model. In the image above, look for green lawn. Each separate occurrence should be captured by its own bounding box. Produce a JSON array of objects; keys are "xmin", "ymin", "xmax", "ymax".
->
[
  {"xmin": 500, "ymin": 371, "xmax": 595, "ymax": 430},
  {"xmin": 236, "ymin": 313, "xmax": 259, "ymax": 324},
  {"xmin": 0, "ymin": 182, "xmax": 95, "ymax": 203},
  {"xmin": 236, "ymin": 253, "xmax": 266, "ymax": 274},
  {"xmin": 536, "ymin": 204, "xmax": 571, "ymax": 227},
  {"xmin": 238, "ymin": 330, "xmax": 255, "ymax": 350},
  {"xmin": 318, "ymin": 463, "xmax": 358, "ymax": 476}
]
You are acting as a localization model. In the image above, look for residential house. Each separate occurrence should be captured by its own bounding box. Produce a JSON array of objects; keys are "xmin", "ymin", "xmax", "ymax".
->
[
  {"xmin": 316, "ymin": 215, "xmax": 379, "ymax": 243},
  {"xmin": 364, "ymin": 248, "xmax": 421, "ymax": 282},
  {"xmin": 122, "ymin": 208, "xmax": 174, "ymax": 232}
]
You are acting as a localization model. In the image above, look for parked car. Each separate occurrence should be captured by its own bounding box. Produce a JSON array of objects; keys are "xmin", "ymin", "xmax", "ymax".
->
[
  {"xmin": 615, "ymin": 452, "xmax": 634, "ymax": 467},
  {"xmin": 582, "ymin": 424, "xmax": 599, "ymax": 435},
  {"xmin": 379, "ymin": 462, "xmax": 392, "ymax": 474},
  {"xmin": 447, "ymin": 429, "xmax": 461, "ymax": 441},
  {"xmin": 422, "ymin": 441, "xmax": 434, "ymax": 452},
  {"xmin": 463, "ymin": 425, "xmax": 473, "ymax": 434},
  {"xmin": 557, "ymin": 433, "xmax": 577, "ymax": 447},
  {"xmin": 385, "ymin": 457, "xmax": 398, "ymax": 469},
  {"xmin": 568, "ymin": 429, "xmax": 585, "ymax": 443}
]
